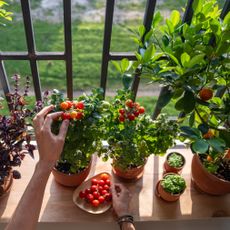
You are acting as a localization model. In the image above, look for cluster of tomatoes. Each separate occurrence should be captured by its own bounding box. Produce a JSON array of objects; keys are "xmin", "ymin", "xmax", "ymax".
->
[
  {"xmin": 78, "ymin": 173, "xmax": 112, "ymax": 207},
  {"xmin": 118, "ymin": 99, "xmax": 145, "ymax": 122},
  {"xmin": 59, "ymin": 100, "xmax": 85, "ymax": 120}
]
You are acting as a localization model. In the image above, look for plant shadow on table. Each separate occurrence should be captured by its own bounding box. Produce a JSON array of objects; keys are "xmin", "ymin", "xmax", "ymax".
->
[
  {"xmin": 152, "ymin": 156, "xmax": 183, "ymax": 220},
  {"xmin": 190, "ymin": 180, "xmax": 230, "ymax": 219},
  {"xmin": 40, "ymin": 155, "xmax": 113, "ymax": 223},
  {"xmin": 0, "ymin": 191, "xmax": 11, "ymax": 218}
]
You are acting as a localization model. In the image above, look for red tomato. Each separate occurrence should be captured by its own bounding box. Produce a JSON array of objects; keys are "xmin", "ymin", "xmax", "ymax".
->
[
  {"xmin": 104, "ymin": 193, "xmax": 112, "ymax": 202},
  {"xmin": 79, "ymin": 191, "xmax": 85, "ymax": 199},
  {"xmin": 91, "ymin": 185, "xmax": 98, "ymax": 192},
  {"xmin": 70, "ymin": 111, "xmax": 78, "ymax": 119},
  {"xmin": 76, "ymin": 112, "xmax": 84, "ymax": 120},
  {"xmin": 62, "ymin": 112, "xmax": 71, "ymax": 120},
  {"xmin": 98, "ymin": 180, "xmax": 105, "ymax": 187},
  {"xmin": 101, "ymin": 190, "xmax": 108, "ymax": 196},
  {"xmin": 128, "ymin": 114, "xmax": 135, "ymax": 121},
  {"xmin": 119, "ymin": 115, "xmax": 125, "ymax": 122},
  {"xmin": 98, "ymin": 196, "xmax": 105, "ymax": 204},
  {"xmin": 118, "ymin": 108, "xmax": 125, "ymax": 115},
  {"xmin": 125, "ymin": 99, "xmax": 134, "ymax": 108},
  {"xmin": 105, "ymin": 179, "xmax": 111, "ymax": 186},
  {"xmin": 103, "ymin": 184, "xmax": 110, "ymax": 191},
  {"xmin": 66, "ymin": 100, "xmax": 73, "ymax": 109},
  {"xmin": 75, "ymin": 101, "xmax": 85, "ymax": 110},
  {"xmin": 133, "ymin": 110, "xmax": 139, "ymax": 117},
  {"xmin": 133, "ymin": 102, "xmax": 140, "ymax": 108},
  {"xmin": 98, "ymin": 186, "xmax": 103, "ymax": 193},
  {"xmin": 100, "ymin": 173, "xmax": 109, "ymax": 181},
  {"xmin": 93, "ymin": 191, "xmax": 100, "ymax": 199},
  {"xmin": 138, "ymin": 106, "xmax": 145, "ymax": 114},
  {"xmin": 86, "ymin": 194, "xmax": 94, "ymax": 202},
  {"xmin": 84, "ymin": 188, "xmax": 91, "ymax": 195},
  {"xmin": 91, "ymin": 199, "xmax": 100, "ymax": 207},
  {"xmin": 60, "ymin": 101, "xmax": 69, "ymax": 110},
  {"xmin": 91, "ymin": 178, "xmax": 98, "ymax": 185}
]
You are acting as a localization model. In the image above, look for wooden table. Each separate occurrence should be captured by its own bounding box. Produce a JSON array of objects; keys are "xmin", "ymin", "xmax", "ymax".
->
[{"xmin": 0, "ymin": 147, "xmax": 230, "ymax": 227}]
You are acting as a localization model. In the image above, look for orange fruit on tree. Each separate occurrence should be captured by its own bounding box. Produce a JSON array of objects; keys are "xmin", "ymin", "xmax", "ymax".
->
[
  {"xmin": 203, "ymin": 129, "xmax": 214, "ymax": 139},
  {"xmin": 206, "ymin": 155, "xmax": 213, "ymax": 162},
  {"xmin": 199, "ymin": 88, "xmax": 213, "ymax": 101}
]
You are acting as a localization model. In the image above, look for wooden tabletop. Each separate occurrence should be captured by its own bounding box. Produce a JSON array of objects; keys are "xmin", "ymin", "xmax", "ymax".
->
[{"xmin": 0, "ymin": 147, "xmax": 230, "ymax": 223}]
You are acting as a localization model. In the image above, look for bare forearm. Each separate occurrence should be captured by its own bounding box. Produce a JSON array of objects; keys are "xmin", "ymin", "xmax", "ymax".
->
[{"xmin": 6, "ymin": 161, "xmax": 51, "ymax": 230}]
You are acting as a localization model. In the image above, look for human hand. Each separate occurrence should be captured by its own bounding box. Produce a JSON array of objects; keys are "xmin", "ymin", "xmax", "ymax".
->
[
  {"xmin": 33, "ymin": 105, "xmax": 69, "ymax": 170},
  {"xmin": 111, "ymin": 183, "xmax": 132, "ymax": 217}
]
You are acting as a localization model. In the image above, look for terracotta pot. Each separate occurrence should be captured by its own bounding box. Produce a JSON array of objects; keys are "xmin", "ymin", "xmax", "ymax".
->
[
  {"xmin": 0, "ymin": 172, "xmax": 13, "ymax": 197},
  {"xmin": 155, "ymin": 173, "xmax": 185, "ymax": 202},
  {"xmin": 191, "ymin": 154, "xmax": 230, "ymax": 195},
  {"xmin": 52, "ymin": 159, "xmax": 92, "ymax": 187},
  {"xmin": 112, "ymin": 160, "xmax": 146, "ymax": 180},
  {"xmin": 164, "ymin": 152, "xmax": 185, "ymax": 174}
]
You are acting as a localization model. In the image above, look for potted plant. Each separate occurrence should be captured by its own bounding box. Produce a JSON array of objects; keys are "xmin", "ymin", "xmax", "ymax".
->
[
  {"xmin": 0, "ymin": 75, "xmax": 36, "ymax": 197},
  {"xmin": 164, "ymin": 152, "xmax": 185, "ymax": 174},
  {"xmin": 121, "ymin": 0, "xmax": 230, "ymax": 194},
  {"xmin": 155, "ymin": 173, "xmax": 186, "ymax": 202},
  {"xmin": 99, "ymin": 90, "xmax": 179, "ymax": 180},
  {"xmin": 46, "ymin": 88, "xmax": 107, "ymax": 187}
]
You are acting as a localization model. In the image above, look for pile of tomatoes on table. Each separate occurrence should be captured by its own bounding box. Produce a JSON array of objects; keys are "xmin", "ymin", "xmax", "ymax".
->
[{"xmin": 78, "ymin": 173, "xmax": 112, "ymax": 207}]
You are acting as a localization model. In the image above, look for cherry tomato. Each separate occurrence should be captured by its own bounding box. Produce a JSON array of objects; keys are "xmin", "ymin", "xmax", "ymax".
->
[
  {"xmin": 119, "ymin": 108, "xmax": 125, "ymax": 115},
  {"xmin": 90, "ymin": 185, "xmax": 98, "ymax": 192},
  {"xmin": 98, "ymin": 196, "xmax": 105, "ymax": 204},
  {"xmin": 101, "ymin": 189, "xmax": 108, "ymax": 196},
  {"xmin": 98, "ymin": 186, "xmax": 103, "ymax": 193},
  {"xmin": 66, "ymin": 100, "xmax": 73, "ymax": 109},
  {"xmin": 75, "ymin": 101, "xmax": 85, "ymax": 110},
  {"xmin": 133, "ymin": 102, "xmax": 140, "ymax": 108},
  {"xmin": 105, "ymin": 179, "xmax": 111, "ymax": 186},
  {"xmin": 76, "ymin": 112, "xmax": 84, "ymax": 120},
  {"xmin": 138, "ymin": 106, "xmax": 145, "ymax": 114},
  {"xmin": 91, "ymin": 199, "xmax": 100, "ymax": 207},
  {"xmin": 79, "ymin": 191, "xmax": 85, "ymax": 199},
  {"xmin": 100, "ymin": 173, "xmax": 109, "ymax": 181},
  {"xmin": 199, "ymin": 88, "xmax": 213, "ymax": 101},
  {"xmin": 93, "ymin": 191, "xmax": 100, "ymax": 199},
  {"xmin": 84, "ymin": 188, "xmax": 91, "ymax": 195},
  {"xmin": 98, "ymin": 180, "xmax": 105, "ymax": 187},
  {"xmin": 125, "ymin": 99, "xmax": 134, "ymax": 108},
  {"xmin": 104, "ymin": 193, "xmax": 112, "ymax": 202},
  {"xmin": 133, "ymin": 110, "xmax": 139, "ymax": 117},
  {"xmin": 91, "ymin": 178, "xmax": 98, "ymax": 185},
  {"xmin": 128, "ymin": 114, "xmax": 135, "ymax": 121},
  {"xmin": 60, "ymin": 102, "xmax": 69, "ymax": 110},
  {"xmin": 86, "ymin": 194, "xmax": 94, "ymax": 202},
  {"xmin": 62, "ymin": 112, "xmax": 71, "ymax": 120},
  {"xmin": 119, "ymin": 115, "xmax": 125, "ymax": 122},
  {"xmin": 103, "ymin": 184, "xmax": 110, "ymax": 191},
  {"xmin": 70, "ymin": 111, "xmax": 78, "ymax": 119}
]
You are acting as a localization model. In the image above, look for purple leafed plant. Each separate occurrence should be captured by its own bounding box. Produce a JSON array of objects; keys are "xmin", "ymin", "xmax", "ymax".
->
[{"xmin": 0, "ymin": 75, "xmax": 37, "ymax": 190}]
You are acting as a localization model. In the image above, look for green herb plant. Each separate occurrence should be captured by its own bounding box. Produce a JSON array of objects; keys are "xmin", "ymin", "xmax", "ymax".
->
[
  {"xmin": 0, "ymin": 1, "xmax": 12, "ymax": 27},
  {"xmin": 167, "ymin": 152, "xmax": 184, "ymax": 168},
  {"xmin": 161, "ymin": 174, "xmax": 186, "ymax": 194}
]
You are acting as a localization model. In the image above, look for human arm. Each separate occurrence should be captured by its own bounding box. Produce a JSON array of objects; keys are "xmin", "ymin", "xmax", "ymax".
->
[
  {"xmin": 5, "ymin": 105, "xmax": 69, "ymax": 230},
  {"xmin": 111, "ymin": 183, "xmax": 135, "ymax": 230}
]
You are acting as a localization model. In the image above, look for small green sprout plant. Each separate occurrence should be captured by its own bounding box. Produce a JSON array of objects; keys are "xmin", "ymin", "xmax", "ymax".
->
[
  {"xmin": 161, "ymin": 174, "xmax": 186, "ymax": 195},
  {"xmin": 167, "ymin": 152, "xmax": 184, "ymax": 168}
]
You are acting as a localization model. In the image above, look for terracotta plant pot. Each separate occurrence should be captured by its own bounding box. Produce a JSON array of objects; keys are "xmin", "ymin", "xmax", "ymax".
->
[
  {"xmin": 155, "ymin": 173, "xmax": 186, "ymax": 202},
  {"xmin": 0, "ymin": 172, "xmax": 13, "ymax": 197},
  {"xmin": 191, "ymin": 154, "xmax": 230, "ymax": 195},
  {"xmin": 164, "ymin": 152, "xmax": 185, "ymax": 174},
  {"xmin": 112, "ymin": 160, "xmax": 146, "ymax": 180},
  {"xmin": 52, "ymin": 160, "xmax": 92, "ymax": 187}
]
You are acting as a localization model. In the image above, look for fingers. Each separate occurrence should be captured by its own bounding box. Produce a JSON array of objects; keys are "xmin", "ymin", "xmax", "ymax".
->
[
  {"xmin": 43, "ymin": 112, "xmax": 63, "ymax": 130},
  {"xmin": 58, "ymin": 119, "xmax": 70, "ymax": 139},
  {"xmin": 33, "ymin": 105, "xmax": 54, "ymax": 128}
]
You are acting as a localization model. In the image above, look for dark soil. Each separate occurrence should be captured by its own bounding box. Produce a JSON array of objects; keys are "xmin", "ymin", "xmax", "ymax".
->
[
  {"xmin": 55, "ymin": 162, "xmax": 85, "ymax": 174},
  {"xmin": 215, "ymin": 158, "xmax": 230, "ymax": 182}
]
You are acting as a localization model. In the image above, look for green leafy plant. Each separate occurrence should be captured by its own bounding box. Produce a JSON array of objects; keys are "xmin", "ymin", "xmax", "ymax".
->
[
  {"xmin": 99, "ymin": 89, "xmax": 179, "ymax": 169},
  {"xmin": 0, "ymin": 1, "xmax": 12, "ymax": 27},
  {"xmin": 161, "ymin": 174, "xmax": 186, "ymax": 194},
  {"xmin": 48, "ymin": 89, "xmax": 107, "ymax": 174},
  {"xmin": 167, "ymin": 152, "xmax": 184, "ymax": 168}
]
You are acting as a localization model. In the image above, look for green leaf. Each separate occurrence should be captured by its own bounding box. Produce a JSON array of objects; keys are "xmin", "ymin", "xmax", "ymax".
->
[
  {"xmin": 219, "ymin": 130, "xmax": 230, "ymax": 148},
  {"xmin": 175, "ymin": 90, "xmax": 195, "ymax": 113},
  {"xmin": 166, "ymin": 19, "xmax": 174, "ymax": 34},
  {"xmin": 170, "ymin": 10, "xmax": 180, "ymax": 27},
  {"xmin": 207, "ymin": 138, "xmax": 226, "ymax": 153},
  {"xmin": 112, "ymin": 61, "xmax": 121, "ymax": 73},
  {"xmin": 165, "ymin": 52, "xmax": 180, "ymax": 65},
  {"xmin": 121, "ymin": 58, "xmax": 130, "ymax": 73},
  {"xmin": 138, "ymin": 25, "xmax": 146, "ymax": 38},
  {"xmin": 122, "ymin": 74, "xmax": 133, "ymax": 90},
  {"xmin": 189, "ymin": 111, "xmax": 195, "ymax": 127},
  {"xmin": 181, "ymin": 52, "xmax": 190, "ymax": 67},
  {"xmin": 187, "ymin": 54, "xmax": 205, "ymax": 68},
  {"xmin": 191, "ymin": 139, "xmax": 209, "ymax": 154},
  {"xmin": 143, "ymin": 44, "xmax": 155, "ymax": 62},
  {"xmin": 152, "ymin": 11, "xmax": 163, "ymax": 28},
  {"xmin": 155, "ymin": 87, "xmax": 173, "ymax": 110}
]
